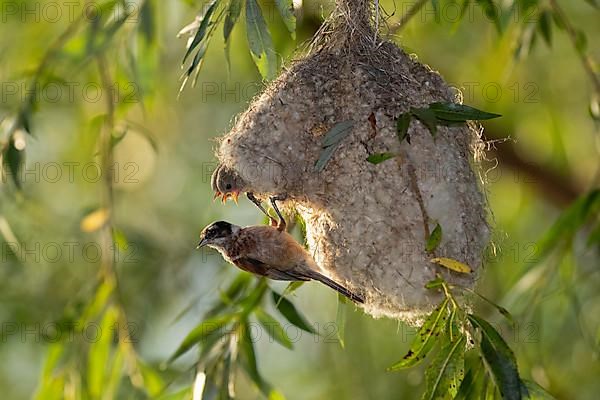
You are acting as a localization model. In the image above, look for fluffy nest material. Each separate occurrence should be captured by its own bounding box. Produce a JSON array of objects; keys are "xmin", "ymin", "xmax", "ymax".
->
[{"xmin": 215, "ymin": 0, "xmax": 489, "ymax": 322}]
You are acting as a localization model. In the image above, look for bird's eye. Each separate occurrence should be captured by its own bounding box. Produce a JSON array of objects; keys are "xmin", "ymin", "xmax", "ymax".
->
[{"xmin": 225, "ymin": 183, "xmax": 232, "ymax": 190}]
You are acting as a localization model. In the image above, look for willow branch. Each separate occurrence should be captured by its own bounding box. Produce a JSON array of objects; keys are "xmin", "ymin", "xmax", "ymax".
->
[
  {"xmin": 96, "ymin": 53, "xmax": 144, "ymax": 388},
  {"xmin": 548, "ymin": 0, "xmax": 600, "ymax": 98}
]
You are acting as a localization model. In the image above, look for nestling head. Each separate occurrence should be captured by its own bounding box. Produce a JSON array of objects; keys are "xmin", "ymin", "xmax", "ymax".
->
[
  {"xmin": 197, "ymin": 221, "xmax": 240, "ymax": 249},
  {"xmin": 211, "ymin": 165, "xmax": 247, "ymax": 203}
]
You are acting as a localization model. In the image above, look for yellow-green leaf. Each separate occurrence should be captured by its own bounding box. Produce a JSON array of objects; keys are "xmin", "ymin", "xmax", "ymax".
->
[
  {"xmin": 80, "ymin": 208, "xmax": 110, "ymax": 232},
  {"xmin": 367, "ymin": 152, "xmax": 396, "ymax": 164},
  {"xmin": 430, "ymin": 257, "xmax": 472, "ymax": 274},
  {"xmin": 169, "ymin": 313, "xmax": 234, "ymax": 362},
  {"xmin": 255, "ymin": 308, "xmax": 293, "ymax": 349},
  {"xmin": 275, "ymin": 0, "xmax": 296, "ymax": 39},
  {"xmin": 426, "ymin": 223, "xmax": 443, "ymax": 252},
  {"xmin": 271, "ymin": 290, "xmax": 315, "ymax": 333},
  {"xmin": 88, "ymin": 306, "xmax": 119, "ymax": 398},
  {"xmin": 388, "ymin": 299, "xmax": 449, "ymax": 370},
  {"xmin": 396, "ymin": 113, "xmax": 411, "ymax": 143},
  {"xmin": 246, "ymin": 0, "xmax": 276, "ymax": 79},
  {"xmin": 423, "ymin": 336, "xmax": 466, "ymax": 400}
]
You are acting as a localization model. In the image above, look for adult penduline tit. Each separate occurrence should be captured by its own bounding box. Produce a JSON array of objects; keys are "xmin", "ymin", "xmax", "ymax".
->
[{"xmin": 197, "ymin": 220, "xmax": 364, "ymax": 303}]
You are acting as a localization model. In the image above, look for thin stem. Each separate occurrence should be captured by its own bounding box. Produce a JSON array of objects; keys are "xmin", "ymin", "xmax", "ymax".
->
[
  {"xmin": 389, "ymin": 0, "xmax": 429, "ymax": 34},
  {"xmin": 548, "ymin": 0, "xmax": 600, "ymax": 97},
  {"xmin": 5, "ymin": 15, "xmax": 85, "ymax": 140},
  {"xmin": 96, "ymin": 53, "xmax": 144, "ymax": 388}
]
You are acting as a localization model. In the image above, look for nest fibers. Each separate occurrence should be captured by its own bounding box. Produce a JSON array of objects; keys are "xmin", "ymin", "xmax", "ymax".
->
[{"xmin": 215, "ymin": 0, "xmax": 489, "ymax": 322}]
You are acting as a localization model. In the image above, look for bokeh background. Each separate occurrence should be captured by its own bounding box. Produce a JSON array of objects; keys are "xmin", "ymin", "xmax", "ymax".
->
[{"xmin": 1, "ymin": 0, "xmax": 599, "ymax": 399}]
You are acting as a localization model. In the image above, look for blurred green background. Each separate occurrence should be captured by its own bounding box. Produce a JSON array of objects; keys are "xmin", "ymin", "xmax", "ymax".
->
[{"xmin": 1, "ymin": 0, "xmax": 599, "ymax": 399}]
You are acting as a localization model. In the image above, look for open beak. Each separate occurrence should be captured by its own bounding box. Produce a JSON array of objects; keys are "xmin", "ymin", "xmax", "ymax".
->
[{"xmin": 214, "ymin": 190, "xmax": 240, "ymax": 204}]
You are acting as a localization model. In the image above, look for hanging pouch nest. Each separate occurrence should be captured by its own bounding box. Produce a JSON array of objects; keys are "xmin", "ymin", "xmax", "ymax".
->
[{"xmin": 216, "ymin": 0, "xmax": 489, "ymax": 323}]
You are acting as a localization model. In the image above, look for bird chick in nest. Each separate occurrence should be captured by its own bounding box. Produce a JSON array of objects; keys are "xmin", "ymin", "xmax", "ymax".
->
[{"xmin": 211, "ymin": 164, "xmax": 289, "ymax": 232}]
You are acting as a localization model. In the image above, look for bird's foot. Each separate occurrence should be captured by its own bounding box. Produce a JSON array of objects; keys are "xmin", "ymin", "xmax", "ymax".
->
[
  {"xmin": 270, "ymin": 194, "xmax": 288, "ymax": 232},
  {"xmin": 247, "ymin": 192, "xmax": 278, "ymax": 226}
]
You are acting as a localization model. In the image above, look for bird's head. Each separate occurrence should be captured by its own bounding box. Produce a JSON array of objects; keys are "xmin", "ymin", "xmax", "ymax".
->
[
  {"xmin": 211, "ymin": 165, "xmax": 247, "ymax": 203},
  {"xmin": 197, "ymin": 221, "xmax": 240, "ymax": 250}
]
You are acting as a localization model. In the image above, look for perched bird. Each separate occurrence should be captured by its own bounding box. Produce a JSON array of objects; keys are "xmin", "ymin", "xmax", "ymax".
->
[
  {"xmin": 197, "ymin": 220, "xmax": 364, "ymax": 303},
  {"xmin": 211, "ymin": 164, "xmax": 288, "ymax": 231}
]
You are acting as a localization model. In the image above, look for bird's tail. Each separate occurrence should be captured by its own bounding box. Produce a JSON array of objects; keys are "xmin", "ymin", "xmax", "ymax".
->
[{"xmin": 305, "ymin": 270, "xmax": 364, "ymax": 304}]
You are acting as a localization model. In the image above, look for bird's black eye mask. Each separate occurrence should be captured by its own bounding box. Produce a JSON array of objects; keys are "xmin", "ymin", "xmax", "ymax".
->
[{"xmin": 205, "ymin": 221, "xmax": 232, "ymax": 239}]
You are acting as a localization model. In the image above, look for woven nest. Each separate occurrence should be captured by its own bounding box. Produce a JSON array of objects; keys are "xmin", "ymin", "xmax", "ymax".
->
[{"xmin": 215, "ymin": 0, "xmax": 489, "ymax": 323}]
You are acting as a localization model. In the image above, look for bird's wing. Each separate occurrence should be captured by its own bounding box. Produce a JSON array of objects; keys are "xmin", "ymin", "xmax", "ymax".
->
[
  {"xmin": 235, "ymin": 257, "xmax": 363, "ymax": 303},
  {"xmin": 234, "ymin": 257, "xmax": 310, "ymax": 282}
]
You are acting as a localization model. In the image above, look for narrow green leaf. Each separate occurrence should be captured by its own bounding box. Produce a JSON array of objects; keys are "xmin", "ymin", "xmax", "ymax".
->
[
  {"xmin": 255, "ymin": 308, "xmax": 294, "ymax": 349},
  {"xmin": 454, "ymin": 360, "xmax": 485, "ymax": 400},
  {"xmin": 271, "ymin": 290, "xmax": 316, "ymax": 333},
  {"xmin": 522, "ymin": 380, "xmax": 556, "ymax": 399},
  {"xmin": 239, "ymin": 320, "xmax": 271, "ymax": 396},
  {"xmin": 315, "ymin": 121, "xmax": 354, "ymax": 172},
  {"xmin": 468, "ymin": 314, "xmax": 522, "ymax": 400},
  {"xmin": 587, "ymin": 222, "xmax": 600, "ymax": 247},
  {"xmin": 537, "ymin": 10, "xmax": 553, "ymax": 46},
  {"xmin": 575, "ymin": 30, "xmax": 588, "ymax": 54},
  {"xmin": 223, "ymin": 0, "xmax": 242, "ymax": 74},
  {"xmin": 219, "ymin": 349, "xmax": 235, "ymax": 400},
  {"xmin": 169, "ymin": 313, "xmax": 234, "ymax": 362},
  {"xmin": 206, "ymin": 273, "xmax": 252, "ymax": 318},
  {"xmin": 104, "ymin": 348, "xmax": 124, "ymax": 400},
  {"xmin": 138, "ymin": 361, "xmax": 165, "ymax": 397},
  {"xmin": 388, "ymin": 299, "xmax": 449, "ymax": 370},
  {"xmin": 422, "ymin": 336, "xmax": 466, "ymax": 400},
  {"xmin": 469, "ymin": 290, "xmax": 515, "ymax": 326},
  {"xmin": 88, "ymin": 307, "xmax": 119, "ymax": 398},
  {"xmin": 584, "ymin": 0, "xmax": 599, "ymax": 8},
  {"xmin": 428, "ymin": 102, "xmax": 502, "ymax": 121},
  {"xmin": 2, "ymin": 137, "xmax": 24, "ymax": 189},
  {"xmin": 275, "ymin": 0, "xmax": 296, "ymax": 39},
  {"xmin": 182, "ymin": 0, "xmax": 219, "ymax": 65},
  {"xmin": 184, "ymin": 42, "xmax": 208, "ymax": 79},
  {"xmin": 336, "ymin": 293, "xmax": 347, "ymax": 348},
  {"xmin": 40, "ymin": 344, "xmax": 64, "ymax": 382},
  {"xmin": 396, "ymin": 113, "xmax": 411, "ymax": 143},
  {"xmin": 367, "ymin": 152, "xmax": 396, "ymax": 164},
  {"xmin": 224, "ymin": 0, "xmax": 242, "ymax": 41},
  {"xmin": 425, "ymin": 277, "xmax": 444, "ymax": 290},
  {"xmin": 426, "ymin": 223, "xmax": 443, "ymax": 252},
  {"xmin": 321, "ymin": 120, "xmax": 354, "ymax": 147},
  {"xmin": 139, "ymin": 0, "xmax": 155, "ymax": 43},
  {"xmin": 78, "ymin": 279, "xmax": 115, "ymax": 326},
  {"xmin": 198, "ymin": 325, "xmax": 229, "ymax": 364},
  {"xmin": 537, "ymin": 190, "xmax": 600, "ymax": 259},
  {"xmin": 283, "ymin": 281, "xmax": 305, "ymax": 296},
  {"xmin": 431, "ymin": 0, "xmax": 441, "ymax": 22},
  {"xmin": 476, "ymin": 0, "xmax": 502, "ymax": 33},
  {"xmin": 246, "ymin": 0, "xmax": 277, "ymax": 79},
  {"xmin": 239, "ymin": 279, "xmax": 268, "ymax": 314},
  {"xmin": 411, "ymin": 107, "xmax": 438, "ymax": 136},
  {"xmin": 315, "ymin": 144, "xmax": 342, "ymax": 172}
]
